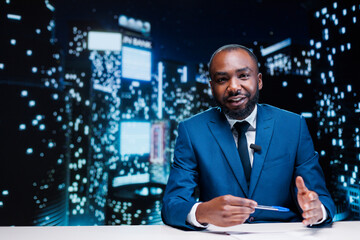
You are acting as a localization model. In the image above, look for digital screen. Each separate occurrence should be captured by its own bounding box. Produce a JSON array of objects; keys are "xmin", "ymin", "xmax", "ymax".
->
[
  {"xmin": 120, "ymin": 121, "xmax": 150, "ymax": 155},
  {"xmin": 121, "ymin": 46, "xmax": 151, "ymax": 81},
  {"xmin": 88, "ymin": 31, "xmax": 122, "ymax": 51}
]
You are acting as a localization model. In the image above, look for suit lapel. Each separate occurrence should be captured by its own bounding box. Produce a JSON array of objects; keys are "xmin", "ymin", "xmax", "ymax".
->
[
  {"xmin": 249, "ymin": 104, "xmax": 275, "ymax": 198},
  {"xmin": 208, "ymin": 110, "xmax": 249, "ymax": 197}
]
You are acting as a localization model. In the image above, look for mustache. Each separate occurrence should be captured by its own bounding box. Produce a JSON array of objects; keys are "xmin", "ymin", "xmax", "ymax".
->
[{"xmin": 225, "ymin": 89, "xmax": 251, "ymax": 99}]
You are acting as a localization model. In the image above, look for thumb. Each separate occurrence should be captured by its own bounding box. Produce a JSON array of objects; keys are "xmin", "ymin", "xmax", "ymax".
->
[{"xmin": 296, "ymin": 176, "xmax": 308, "ymax": 194}]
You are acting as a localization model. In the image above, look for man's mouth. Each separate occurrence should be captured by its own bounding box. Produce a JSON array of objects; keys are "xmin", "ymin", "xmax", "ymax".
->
[
  {"xmin": 227, "ymin": 96, "xmax": 246, "ymax": 102},
  {"xmin": 226, "ymin": 94, "xmax": 248, "ymax": 102}
]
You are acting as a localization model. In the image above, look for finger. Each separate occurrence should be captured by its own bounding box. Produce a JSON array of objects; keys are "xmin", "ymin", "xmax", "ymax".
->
[
  {"xmin": 227, "ymin": 215, "xmax": 249, "ymax": 225},
  {"xmin": 308, "ymin": 192, "xmax": 319, "ymax": 201},
  {"xmin": 302, "ymin": 208, "xmax": 319, "ymax": 219},
  {"xmin": 296, "ymin": 176, "xmax": 308, "ymax": 194},
  {"xmin": 226, "ymin": 205, "xmax": 256, "ymax": 215},
  {"xmin": 228, "ymin": 196, "xmax": 257, "ymax": 208},
  {"xmin": 303, "ymin": 199, "xmax": 319, "ymax": 211},
  {"xmin": 303, "ymin": 215, "xmax": 319, "ymax": 226}
]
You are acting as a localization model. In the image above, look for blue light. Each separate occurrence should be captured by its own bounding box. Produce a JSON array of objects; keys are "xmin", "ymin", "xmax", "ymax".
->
[
  {"xmin": 315, "ymin": 42, "xmax": 322, "ymax": 49},
  {"xmin": 301, "ymin": 112, "xmax": 313, "ymax": 118},
  {"xmin": 2, "ymin": 190, "xmax": 9, "ymax": 196},
  {"xmin": 343, "ymin": 9, "xmax": 347, "ymax": 16},
  {"xmin": 354, "ymin": 17, "xmax": 357, "ymax": 24},
  {"xmin": 26, "ymin": 148, "xmax": 33, "ymax": 154},
  {"xmin": 39, "ymin": 124, "xmax": 45, "ymax": 131},
  {"xmin": 32, "ymin": 67, "xmax": 38, "ymax": 73},
  {"xmin": 32, "ymin": 119, "xmax": 38, "ymax": 126},
  {"xmin": 52, "ymin": 93, "xmax": 59, "ymax": 100},
  {"xmin": 297, "ymin": 93, "xmax": 303, "ymax": 99},
  {"xmin": 29, "ymin": 100, "xmax": 36, "ymax": 107},
  {"xmin": 333, "ymin": 2, "xmax": 337, "ymax": 9},
  {"xmin": 48, "ymin": 142, "xmax": 54, "ymax": 148},
  {"xmin": 26, "ymin": 50, "xmax": 32, "ymax": 56},
  {"xmin": 7, "ymin": 14, "xmax": 21, "ymax": 20},
  {"xmin": 340, "ymin": 175, "xmax": 345, "ymax": 182},
  {"xmin": 10, "ymin": 39, "xmax": 16, "ymax": 45},
  {"xmin": 321, "ymin": 150, "xmax": 326, "ymax": 156},
  {"xmin": 19, "ymin": 124, "xmax": 26, "ymax": 130},
  {"xmin": 45, "ymin": 0, "xmax": 55, "ymax": 11},
  {"xmin": 282, "ymin": 81, "xmax": 288, "ymax": 87}
]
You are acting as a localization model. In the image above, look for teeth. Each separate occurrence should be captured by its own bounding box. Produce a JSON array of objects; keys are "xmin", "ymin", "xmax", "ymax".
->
[{"xmin": 230, "ymin": 98, "xmax": 242, "ymax": 102}]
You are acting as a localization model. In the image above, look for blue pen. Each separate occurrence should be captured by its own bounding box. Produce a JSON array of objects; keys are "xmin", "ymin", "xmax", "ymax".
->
[{"xmin": 255, "ymin": 205, "xmax": 290, "ymax": 212}]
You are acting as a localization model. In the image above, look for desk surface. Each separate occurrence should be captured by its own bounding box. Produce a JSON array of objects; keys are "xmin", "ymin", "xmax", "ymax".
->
[{"xmin": 1, "ymin": 221, "xmax": 359, "ymax": 240}]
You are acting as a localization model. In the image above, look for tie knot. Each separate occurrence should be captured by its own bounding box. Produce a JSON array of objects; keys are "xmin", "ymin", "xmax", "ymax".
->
[{"xmin": 234, "ymin": 121, "xmax": 249, "ymax": 134}]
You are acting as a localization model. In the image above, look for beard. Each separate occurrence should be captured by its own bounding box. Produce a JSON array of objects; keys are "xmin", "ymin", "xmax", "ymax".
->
[{"xmin": 213, "ymin": 86, "xmax": 259, "ymax": 120}]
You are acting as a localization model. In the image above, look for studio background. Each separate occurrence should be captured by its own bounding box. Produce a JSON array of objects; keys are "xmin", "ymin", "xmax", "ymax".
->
[{"xmin": 0, "ymin": 0, "xmax": 359, "ymax": 226}]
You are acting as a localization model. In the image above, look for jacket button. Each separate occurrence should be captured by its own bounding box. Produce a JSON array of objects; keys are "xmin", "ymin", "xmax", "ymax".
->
[{"xmin": 248, "ymin": 216, "xmax": 255, "ymax": 222}]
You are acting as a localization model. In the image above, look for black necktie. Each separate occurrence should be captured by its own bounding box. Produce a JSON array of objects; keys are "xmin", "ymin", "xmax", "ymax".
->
[{"xmin": 234, "ymin": 121, "xmax": 251, "ymax": 187}]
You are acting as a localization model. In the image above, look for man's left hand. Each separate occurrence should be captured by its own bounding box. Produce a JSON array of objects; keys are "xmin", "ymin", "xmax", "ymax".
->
[{"xmin": 296, "ymin": 176, "xmax": 323, "ymax": 226}]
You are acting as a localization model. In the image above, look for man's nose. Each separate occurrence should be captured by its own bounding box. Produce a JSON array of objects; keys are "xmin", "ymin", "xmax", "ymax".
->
[{"xmin": 228, "ymin": 77, "xmax": 241, "ymax": 92}]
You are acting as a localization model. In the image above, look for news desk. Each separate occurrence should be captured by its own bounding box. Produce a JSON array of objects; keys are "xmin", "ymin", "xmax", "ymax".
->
[{"xmin": 1, "ymin": 221, "xmax": 359, "ymax": 240}]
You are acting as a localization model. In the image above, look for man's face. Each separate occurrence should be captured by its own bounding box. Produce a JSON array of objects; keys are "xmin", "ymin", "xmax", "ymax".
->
[{"xmin": 209, "ymin": 49, "xmax": 263, "ymax": 120}]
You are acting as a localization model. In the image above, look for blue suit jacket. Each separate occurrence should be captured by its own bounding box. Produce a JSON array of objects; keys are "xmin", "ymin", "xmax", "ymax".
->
[{"xmin": 162, "ymin": 104, "xmax": 335, "ymax": 230}]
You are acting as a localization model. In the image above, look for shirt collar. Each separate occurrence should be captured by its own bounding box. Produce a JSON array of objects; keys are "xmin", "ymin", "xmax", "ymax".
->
[{"xmin": 225, "ymin": 104, "xmax": 257, "ymax": 130}]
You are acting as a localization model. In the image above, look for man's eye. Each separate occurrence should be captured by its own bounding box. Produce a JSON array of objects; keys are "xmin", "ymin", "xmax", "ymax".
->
[
  {"xmin": 216, "ymin": 78, "xmax": 227, "ymax": 83},
  {"xmin": 239, "ymin": 74, "xmax": 250, "ymax": 79}
]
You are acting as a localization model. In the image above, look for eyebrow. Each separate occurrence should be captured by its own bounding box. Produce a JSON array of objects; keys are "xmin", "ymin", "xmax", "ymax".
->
[
  {"xmin": 235, "ymin": 67, "xmax": 253, "ymax": 73},
  {"xmin": 213, "ymin": 67, "xmax": 253, "ymax": 77}
]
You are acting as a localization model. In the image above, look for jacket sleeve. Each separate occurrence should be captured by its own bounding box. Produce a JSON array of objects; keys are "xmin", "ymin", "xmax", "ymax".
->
[
  {"xmin": 293, "ymin": 116, "xmax": 336, "ymax": 225},
  {"xmin": 161, "ymin": 122, "xmax": 204, "ymax": 230}
]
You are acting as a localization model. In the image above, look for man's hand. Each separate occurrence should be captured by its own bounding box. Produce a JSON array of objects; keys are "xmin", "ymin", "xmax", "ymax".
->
[
  {"xmin": 296, "ymin": 176, "xmax": 323, "ymax": 225},
  {"xmin": 196, "ymin": 195, "xmax": 257, "ymax": 227}
]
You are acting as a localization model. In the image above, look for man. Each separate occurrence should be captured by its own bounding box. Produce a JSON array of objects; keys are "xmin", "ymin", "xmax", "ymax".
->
[{"xmin": 161, "ymin": 44, "xmax": 335, "ymax": 230}]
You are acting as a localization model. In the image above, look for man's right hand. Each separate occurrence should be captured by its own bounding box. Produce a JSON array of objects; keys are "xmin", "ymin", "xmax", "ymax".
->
[{"xmin": 195, "ymin": 195, "xmax": 257, "ymax": 227}]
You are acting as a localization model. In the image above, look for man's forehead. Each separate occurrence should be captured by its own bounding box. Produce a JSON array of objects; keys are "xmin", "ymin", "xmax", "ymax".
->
[
  {"xmin": 211, "ymin": 49, "xmax": 257, "ymax": 72},
  {"xmin": 215, "ymin": 48, "xmax": 252, "ymax": 60}
]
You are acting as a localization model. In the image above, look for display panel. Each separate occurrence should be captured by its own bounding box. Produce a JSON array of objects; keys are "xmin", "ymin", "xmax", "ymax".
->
[
  {"xmin": 88, "ymin": 31, "xmax": 122, "ymax": 51},
  {"xmin": 121, "ymin": 46, "xmax": 151, "ymax": 81},
  {"xmin": 120, "ymin": 121, "xmax": 150, "ymax": 155}
]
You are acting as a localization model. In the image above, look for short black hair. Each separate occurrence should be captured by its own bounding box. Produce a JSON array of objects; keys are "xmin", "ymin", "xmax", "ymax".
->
[{"xmin": 208, "ymin": 44, "xmax": 259, "ymax": 76}]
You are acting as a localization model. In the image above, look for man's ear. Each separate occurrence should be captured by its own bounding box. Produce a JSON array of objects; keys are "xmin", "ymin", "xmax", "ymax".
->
[
  {"xmin": 258, "ymin": 73, "xmax": 263, "ymax": 90},
  {"xmin": 209, "ymin": 80, "xmax": 214, "ymax": 95}
]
